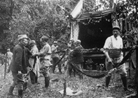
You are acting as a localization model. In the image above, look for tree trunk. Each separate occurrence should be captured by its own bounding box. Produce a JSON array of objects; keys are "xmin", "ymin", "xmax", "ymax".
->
[{"xmin": 135, "ymin": 41, "xmax": 138, "ymax": 96}]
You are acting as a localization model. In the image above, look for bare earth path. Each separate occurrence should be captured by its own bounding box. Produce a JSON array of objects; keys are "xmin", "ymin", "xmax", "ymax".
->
[{"xmin": 0, "ymin": 64, "xmax": 135, "ymax": 98}]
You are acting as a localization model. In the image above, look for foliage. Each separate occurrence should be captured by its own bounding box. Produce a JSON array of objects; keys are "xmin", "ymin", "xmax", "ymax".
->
[
  {"xmin": 115, "ymin": 0, "xmax": 138, "ymax": 44},
  {"xmin": 6, "ymin": 0, "xmax": 99, "ymax": 49},
  {"xmin": 1, "ymin": 0, "xmax": 138, "ymax": 50},
  {"xmin": 8, "ymin": 0, "xmax": 77, "ymax": 49}
]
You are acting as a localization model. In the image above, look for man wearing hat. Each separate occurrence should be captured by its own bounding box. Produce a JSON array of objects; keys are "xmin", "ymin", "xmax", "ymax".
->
[
  {"xmin": 37, "ymin": 35, "xmax": 52, "ymax": 88},
  {"xmin": 39, "ymin": 36, "xmax": 52, "ymax": 67},
  {"xmin": 51, "ymin": 41, "xmax": 62, "ymax": 73},
  {"xmin": 102, "ymin": 21, "xmax": 129, "ymax": 91},
  {"xmin": 66, "ymin": 39, "xmax": 84, "ymax": 79},
  {"xmin": 8, "ymin": 34, "xmax": 31, "ymax": 96}
]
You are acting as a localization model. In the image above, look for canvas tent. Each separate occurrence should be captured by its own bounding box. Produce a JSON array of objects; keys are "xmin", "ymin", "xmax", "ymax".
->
[{"xmin": 70, "ymin": 9, "xmax": 114, "ymax": 49}]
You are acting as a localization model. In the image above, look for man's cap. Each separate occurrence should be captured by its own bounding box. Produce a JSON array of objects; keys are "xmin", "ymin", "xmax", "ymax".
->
[
  {"xmin": 29, "ymin": 40, "xmax": 36, "ymax": 45},
  {"xmin": 40, "ymin": 35, "xmax": 48, "ymax": 42},
  {"xmin": 18, "ymin": 34, "xmax": 28, "ymax": 41},
  {"xmin": 7, "ymin": 48, "xmax": 10, "ymax": 51},
  {"xmin": 112, "ymin": 20, "xmax": 120, "ymax": 30},
  {"xmin": 113, "ymin": 25, "xmax": 120, "ymax": 30}
]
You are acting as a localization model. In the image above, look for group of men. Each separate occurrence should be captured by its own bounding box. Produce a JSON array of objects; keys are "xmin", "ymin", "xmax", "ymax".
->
[
  {"xmin": 6, "ymin": 22, "xmax": 137, "ymax": 97},
  {"xmin": 7, "ymin": 34, "xmax": 61, "ymax": 97},
  {"xmin": 7, "ymin": 32, "xmax": 85, "ymax": 97}
]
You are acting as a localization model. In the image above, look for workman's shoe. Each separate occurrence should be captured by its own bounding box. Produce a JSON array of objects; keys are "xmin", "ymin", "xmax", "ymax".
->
[{"xmin": 105, "ymin": 76, "xmax": 111, "ymax": 88}]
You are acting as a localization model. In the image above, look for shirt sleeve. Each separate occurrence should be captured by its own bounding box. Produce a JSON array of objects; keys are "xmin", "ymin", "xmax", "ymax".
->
[
  {"xmin": 103, "ymin": 37, "xmax": 111, "ymax": 49},
  {"xmin": 120, "ymin": 38, "xmax": 123, "ymax": 48}
]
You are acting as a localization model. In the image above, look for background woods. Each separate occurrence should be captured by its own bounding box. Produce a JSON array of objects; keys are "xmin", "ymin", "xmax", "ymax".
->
[
  {"xmin": 0, "ymin": 0, "xmax": 138, "ymax": 51},
  {"xmin": 0, "ymin": 0, "xmax": 99, "ymax": 52}
]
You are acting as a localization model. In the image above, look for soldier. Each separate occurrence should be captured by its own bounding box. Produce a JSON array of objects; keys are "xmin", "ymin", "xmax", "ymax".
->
[
  {"xmin": 102, "ymin": 23, "xmax": 130, "ymax": 91},
  {"xmin": 37, "ymin": 36, "xmax": 52, "ymax": 88},
  {"xmin": 8, "ymin": 34, "xmax": 31, "ymax": 97}
]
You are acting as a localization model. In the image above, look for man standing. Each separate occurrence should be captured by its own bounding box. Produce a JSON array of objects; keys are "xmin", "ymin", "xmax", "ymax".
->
[
  {"xmin": 8, "ymin": 34, "xmax": 31, "ymax": 96},
  {"xmin": 66, "ymin": 40, "xmax": 84, "ymax": 79},
  {"xmin": 38, "ymin": 36, "xmax": 52, "ymax": 88},
  {"xmin": 51, "ymin": 41, "xmax": 62, "ymax": 74},
  {"xmin": 6, "ymin": 48, "xmax": 13, "ymax": 72},
  {"xmin": 29, "ymin": 40, "xmax": 39, "ymax": 84},
  {"xmin": 102, "ymin": 23, "xmax": 129, "ymax": 91}
]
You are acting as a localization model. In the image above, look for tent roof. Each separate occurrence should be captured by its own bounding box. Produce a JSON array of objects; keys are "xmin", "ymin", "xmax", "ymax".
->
[{"xmin": 76, "ymin": 9, "xmax": 114, "ymax": 21}]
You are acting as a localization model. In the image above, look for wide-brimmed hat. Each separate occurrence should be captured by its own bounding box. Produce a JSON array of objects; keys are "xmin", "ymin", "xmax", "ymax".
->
[{"xmin": 18, "ymin": 34, "xmax": 28, "ymax": 41}]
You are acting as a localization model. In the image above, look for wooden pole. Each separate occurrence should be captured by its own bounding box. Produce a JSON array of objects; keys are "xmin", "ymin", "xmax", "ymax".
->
[
  {"xmin": 4, "ymin": 56, "xmax": 7, "ymax": 79},
  {"xmin": 63, "ymin": 79, "xmax": 66, "ymax": 96},
  {"xmin": 135, "ymin": 41, "xmax": 138, "ymax": 96}
]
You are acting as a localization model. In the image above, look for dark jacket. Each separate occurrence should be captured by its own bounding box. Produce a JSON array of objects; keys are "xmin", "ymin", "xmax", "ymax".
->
[
  {"xmin": 10, "ymin": 44, "xmax": 31, "ymax": 73},
  {"xmin": 69, "ymin": 47, "xmax": 84, "ymax": 64}
]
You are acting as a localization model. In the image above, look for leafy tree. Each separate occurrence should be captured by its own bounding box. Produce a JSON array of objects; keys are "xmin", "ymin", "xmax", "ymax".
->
[{"xmin": 0, "ymin": 0, "xmax": 13, "ymax": 53}]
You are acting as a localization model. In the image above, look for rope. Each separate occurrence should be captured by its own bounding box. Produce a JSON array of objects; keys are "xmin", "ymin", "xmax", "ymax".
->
[
  {"xmin": 52, "ymin": 51, "xmax": 66, "ymax": 67},
  {"xmin": 70, "ymin": 47, "xmax": 135, "ymax": 79}
]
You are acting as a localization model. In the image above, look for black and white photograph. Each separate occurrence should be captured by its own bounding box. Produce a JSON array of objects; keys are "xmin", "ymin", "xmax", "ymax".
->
[{"xmin": 0, "ymin": 0, "xmax": 138, "ymax": 98}]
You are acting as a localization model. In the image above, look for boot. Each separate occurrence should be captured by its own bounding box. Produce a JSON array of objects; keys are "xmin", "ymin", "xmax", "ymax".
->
[
  {"xmin": 35, "ymin": 76, "xmax": 38, "ymax": 83},
  {"xmin": 8, "ymin": 86, "xmax": 14, "ymax": 95},
  {"xmin": 23, "ymin": 82, "xmax": 27, "ymax": 91},
  {"xmin": 105, "ymin": 76, "xmax": 111, "ymax": 88},
  {"xmin": 121, "ymin": 75, "xmax": 128, "ymax": 91},
  {"xmin": 45, "ymin": 76, "xmax": 50, "ymax": 88},
  {"xmin": 18, "ymin": 89, "xmax": 23, "ymax": 98}
]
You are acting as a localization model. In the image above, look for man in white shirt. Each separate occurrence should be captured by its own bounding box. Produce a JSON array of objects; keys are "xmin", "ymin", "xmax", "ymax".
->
[
  {"xmin": 39, "ymin": 36, "xmax": 52, "ymax": 67},
  {"xmin": 103, "ymin": 24, "xmax": 129, "ymax": 91}
]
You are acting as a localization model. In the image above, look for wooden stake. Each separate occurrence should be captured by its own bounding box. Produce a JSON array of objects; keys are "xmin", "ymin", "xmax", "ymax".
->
[
  {"xmin": 63, "ymin": 79, "xmax": 66, "ymax": 96},
  {"xmin": 4, "ymin": 59, "xmax": 7, "ymax": 79}
]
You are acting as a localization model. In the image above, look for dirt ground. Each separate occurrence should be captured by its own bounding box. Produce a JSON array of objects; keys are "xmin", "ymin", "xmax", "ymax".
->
[{"xmin": 0, "ymin": 64, "xmax": 136, "ymax": 98}]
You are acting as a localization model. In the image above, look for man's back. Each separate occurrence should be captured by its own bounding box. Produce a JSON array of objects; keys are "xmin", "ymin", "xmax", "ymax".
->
[{"xmin": 10, "ymin": 44, "xmax": 23, "ymax": 73}]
